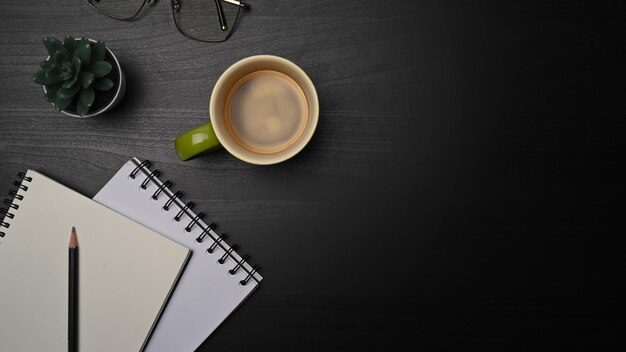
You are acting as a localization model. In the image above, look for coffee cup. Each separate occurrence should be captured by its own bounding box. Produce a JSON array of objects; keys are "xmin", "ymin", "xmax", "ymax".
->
[{"xmin": 175, "ymin": 55, "xmax": 319, "ymax": 165}]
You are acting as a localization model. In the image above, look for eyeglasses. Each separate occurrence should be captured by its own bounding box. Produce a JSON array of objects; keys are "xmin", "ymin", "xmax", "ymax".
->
[{"xmin": 87, "ymin": 0, "xmax": 249, "ymax": 42}]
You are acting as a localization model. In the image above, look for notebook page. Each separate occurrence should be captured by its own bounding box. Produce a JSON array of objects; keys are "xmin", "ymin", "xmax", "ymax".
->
[
  {"xmin": 0, "ymin": 170, "xmax": 190, "ymax": 352},
  {"xmin": 94, "ymin": 158, "xmax": 261, "ymax": 352}
]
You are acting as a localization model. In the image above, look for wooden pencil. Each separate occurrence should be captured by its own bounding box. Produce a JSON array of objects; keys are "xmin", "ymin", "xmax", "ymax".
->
[{"xmin": 68, "ymin": 226, "xmax": 78, "ymax": 352}]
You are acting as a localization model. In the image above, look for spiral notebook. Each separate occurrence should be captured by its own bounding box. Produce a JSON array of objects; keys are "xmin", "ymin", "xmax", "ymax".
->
[
  {"xmin": 94, "ymin": 158, "xmax": 262, "ymax": 351},
  {"xmin": 0, "ymin": 170, "xmax": 191, "ymax": 352}
]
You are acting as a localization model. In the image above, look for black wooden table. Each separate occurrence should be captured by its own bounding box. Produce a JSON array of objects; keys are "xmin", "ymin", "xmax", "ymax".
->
[{"xmin": 1, "ymin": 0, "xmax": 623, "ymax": 350}]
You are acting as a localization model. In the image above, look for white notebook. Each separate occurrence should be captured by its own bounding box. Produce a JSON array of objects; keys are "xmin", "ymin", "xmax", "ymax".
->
[
  {"xmin": 94, "ymin": 158, "xmax": 262, "ymax": 352},
  {"xmin": 0, "ymin": 170, "xmax": 190, "ymax": 352}
]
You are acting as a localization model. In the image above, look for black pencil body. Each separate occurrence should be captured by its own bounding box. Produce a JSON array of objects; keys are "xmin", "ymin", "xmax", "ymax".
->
[{"xmin": 68, "ymin": 246, "xmax": 78, "ymax": 352}]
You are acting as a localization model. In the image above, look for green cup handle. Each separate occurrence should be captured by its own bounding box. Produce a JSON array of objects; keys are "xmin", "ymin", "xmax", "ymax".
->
[{"xmin": 175, "ymin": 122, "xmax": 222, "ymax": 161}]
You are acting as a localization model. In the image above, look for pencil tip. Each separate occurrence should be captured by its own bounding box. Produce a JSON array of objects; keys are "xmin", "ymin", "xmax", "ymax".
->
[{"xmin": 69, "ymin": 227, "xmax": 78, "ymax": 248}]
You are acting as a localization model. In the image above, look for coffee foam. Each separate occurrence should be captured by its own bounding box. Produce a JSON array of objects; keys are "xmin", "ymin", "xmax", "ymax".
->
[{"xmin": 224, "ymin": 70, "xmax": 308, "ymax": 154}]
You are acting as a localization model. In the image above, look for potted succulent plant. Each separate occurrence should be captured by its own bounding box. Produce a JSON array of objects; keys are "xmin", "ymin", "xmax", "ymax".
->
[{"xmin": 32, "ymin": 36, "xmax": 126, "ymax": 117}]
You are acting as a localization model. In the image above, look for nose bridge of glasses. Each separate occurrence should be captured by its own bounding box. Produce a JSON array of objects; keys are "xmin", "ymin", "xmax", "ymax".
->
[{"xmin": 170, "ymin": 0, "xmax": 180, "ymax": 12}]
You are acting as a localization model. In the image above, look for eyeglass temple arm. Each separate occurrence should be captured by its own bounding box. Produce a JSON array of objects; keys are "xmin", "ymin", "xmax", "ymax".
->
[
  {"xmin": 213, "ymin": 0, "xmax": 227, "ymax": 31},
  {"xmin": 168, "ymin": 0, "xmax": 249, "ymax": 12},
  {"xmin": 222, "ymin": 0, "xmax": 249, "ymax": 8}
]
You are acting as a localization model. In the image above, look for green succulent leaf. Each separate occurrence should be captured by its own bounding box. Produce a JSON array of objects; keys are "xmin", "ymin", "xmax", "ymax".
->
[
  {"xmin": 74, "ymin": 42, "xmax": 91, "ymax": 66},
  {"xmin": 78, "ymin": 37, "xmax": 89, "ymax": 49},
  {"xmin": 33, "ymin": 69, "xmax": 51, "ymax": 85},
  {"xmin": 62, "ymin": 57, "xmax": 82, "ymax": 89},
  {"xmin": 59, "ymin": 67, "xmax": 74, "ymax": 81},
  {"xmin": 43, "ymin": 37, "xmax": 69, "ymax": 58},
  {"xmin": 45, "ymin": 69, "xmax": 64, "ymax": 83},
  {"xmin": 56, "ymin": 82, "xmax": 81, "ymax": 99},
  {"xmin": 74, "ymin": 55, "xmax": 82, "ymax": 73},
  {"xmin": 92, "ymin": 41, "xmax": 106, "ymax": 62},
  {"xmin": 93, "ymin": 77, "xmax": 114, "ymax": 91},
  {"xmin": 76, "ymin": 97, "xmax": 90, "ymax": 116},
  {"xmin": 63, "ymin": 35, "xmax": 78, "ymax": 54},
  {"xmin": 52, "ymin": 50, "xmax": 70, "ymax": 66},
  {"xmin": 33, "ymin": 68, "xmax": 63, "ymax": 85},
  {"xmin": 44, "ymin": 83, "xmax": 61, "ymax": 102},
  {"xmin": 90, "ymin": 61, "xmax": 112, "ymax": 78},
  {"xmin": 39, "ymin": 60, "xmax": 53, "ymax": 69},
  {"xmin": 79, "ymin": 72, "xmax": 95, "ymax": 89},
  {"xmin": 54, "ymin": 95, "xmax": 73, "ymax": 112},
  {"xmin": 79, "ymin": 86, "xmax": 95, "ymax": 108}
]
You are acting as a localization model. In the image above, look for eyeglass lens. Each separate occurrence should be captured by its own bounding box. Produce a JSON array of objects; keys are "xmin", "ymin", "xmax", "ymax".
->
[
  {"xmin": 172, "ymin": 0, "xmax": 241, "ymax": 42},
  {"xmin": 90, "ymin": 0, "xmax": 148, "ymax": 20},
  {"xmin": 90, "ymin": 0, "xmax": 241, "ymax": 42}
]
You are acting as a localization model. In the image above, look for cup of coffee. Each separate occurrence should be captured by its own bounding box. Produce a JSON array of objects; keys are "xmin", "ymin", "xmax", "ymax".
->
[{"xmin": 175, "ymin": 55, "xmax": 319, "ymax": 165}]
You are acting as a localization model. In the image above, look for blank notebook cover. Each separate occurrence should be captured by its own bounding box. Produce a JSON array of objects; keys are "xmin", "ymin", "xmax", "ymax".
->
[
  {"xmin": 94, "ymin": 158, "xmax": 262, "ymax": 352},
  {"xmin": 0, "ymin": 170, "xmax": 191, "ymax": 352}
]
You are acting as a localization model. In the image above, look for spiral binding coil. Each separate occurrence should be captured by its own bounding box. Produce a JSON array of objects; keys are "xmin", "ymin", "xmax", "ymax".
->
[
  {"xmin": 129, "ymin": 160, "xmax": 260, "ymax": 285},
  {"xmin": 207, "ymin": 233, "xmax": 226, "ymax": 253},
  {"xmin": 140, "ymin": 170, "xmax": 160, "ymax": 190},
  {"xmin": 163, "ymin": 191, "xmax": 182, "ymax": 211},
  {"xmin": 1, "ymin": 172, "xmax": 32, "ymax": 238},
  {"xmin": 3, "ymin": 198, "xmax": 18, "ymax": 209},
  {"xmin": 218, "ymin": 246, "xmax": 236, "ymax": 265},
  {"xmin": 241, "ymin": 265, "xmax": 259, "ymax": 286},
  {"xmin": 175, "ymin": 201, "xmax": 194, "ymax": 222},
  {"xmin": 152, "ymin": 180, "xmax": 171, "ymax": 200},
  {"xmin": 229, "ymin": 255, "xmax": 248, "ymax": 275},
  {"xmin": 130, "ymin": 160, "xmax": 151, "ymax": 179},
  {"xmin": 185, "ymin": 212, "xmax": 204, "ymax": 232},
  {"xmin": 196, "ymin": 222, "xmax": 216, "ymax": 243}
]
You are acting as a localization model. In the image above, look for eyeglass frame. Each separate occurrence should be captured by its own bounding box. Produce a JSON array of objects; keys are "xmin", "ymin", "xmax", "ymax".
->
[{"xmin": 86, "ymin": 0, "xmax": 243, "ymax": 43}]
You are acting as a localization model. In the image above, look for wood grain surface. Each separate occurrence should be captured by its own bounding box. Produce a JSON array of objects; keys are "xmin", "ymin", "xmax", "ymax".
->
[{"xmin": 1, "ymin": 0, "xmax": 624, "ymax": 350}]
